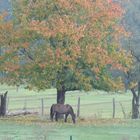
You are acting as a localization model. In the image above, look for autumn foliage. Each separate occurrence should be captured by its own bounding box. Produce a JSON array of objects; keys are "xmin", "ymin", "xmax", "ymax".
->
[{"xmin": 0, "ymin": 0, "xmax": 132, "ymax": 93}]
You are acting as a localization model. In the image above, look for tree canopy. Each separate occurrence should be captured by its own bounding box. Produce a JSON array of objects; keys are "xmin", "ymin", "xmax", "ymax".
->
[{"xmin": 0, "ymin": 0, "xmax": 132, "ymax": 98}]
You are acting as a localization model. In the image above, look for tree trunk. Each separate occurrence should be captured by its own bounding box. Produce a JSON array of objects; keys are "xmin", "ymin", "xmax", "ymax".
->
[
  {"xmin": 132, "ymin": 96, "xmax": 139, "ymax": 119},
  {"xmin": 0, "ymin": 91, "xmax": 8, "ymax": 116},
  {"xmin": 57, "ymin": 87, "xmax": 65, "ymax": 104},
  {"xmin": 131, "ymin": 82, "xmax": 140, "ymax": 119},
  {"xmin": 56, "ymin": 86, "xmax": 66, "ymax": 119}
]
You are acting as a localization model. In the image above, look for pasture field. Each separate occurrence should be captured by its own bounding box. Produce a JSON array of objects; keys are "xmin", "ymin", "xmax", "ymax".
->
[
  {"xmin": 0, "ymin": 84, "xmax": 132, "ymax": 118},
  {"xmin": 0, "ymin": 84, "xmax": 139, "ymax": 140},
  {"xmin": 46, "ymin": 119, "xmax": 140, "ymax": 140},
  {"xmin": 0, "ymin": 117, "xmax": 140, "ymax": 140}
]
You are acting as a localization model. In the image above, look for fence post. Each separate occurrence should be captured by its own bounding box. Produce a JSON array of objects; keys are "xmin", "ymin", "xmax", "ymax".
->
[
  {"xmin": 23, "ymin": 98, "xmax": 27, "ymax": 110},
  {"xmin": 6, "ymin": 97, "xmax": 9, "ymax": 112},
  {"xmin": 41, "ymin": 98, "xmax": 44, "ymax": 116},
  {"xmin": 16, "ymin": 85, "xmax": 19, "ymax": 92},
  {"xmin": 112, "ymin": 98, "xmax": 115, "ymax": 118},
  {"xmin": 70, "ymin": 135, "xmax": 72, "ymax": 140},
  {"xmin": 77, "ymin": 97, "xmax": 80, "ymax": 117}
]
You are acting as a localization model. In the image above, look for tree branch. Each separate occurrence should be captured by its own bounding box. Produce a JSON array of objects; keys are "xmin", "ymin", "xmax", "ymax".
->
[
  {"xmin": 20, "ymin": 48, "xmax": 34, "ymax": 61},
  {"xmin": 28, "ymin": 0, "xmax": 36, "ymax": 9},
  {"xmin": 130, "ymin": 49, "xmax": 140, "ymax": 62},
  {"xmin": 131, "ymin": 88, "xmax": 138, "ymax": 99}
]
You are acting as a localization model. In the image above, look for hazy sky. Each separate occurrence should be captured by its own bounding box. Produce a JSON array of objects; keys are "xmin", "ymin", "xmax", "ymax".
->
[{"xmin": 0, "ymin": 0, "xmax": 11, "ymax": 12}]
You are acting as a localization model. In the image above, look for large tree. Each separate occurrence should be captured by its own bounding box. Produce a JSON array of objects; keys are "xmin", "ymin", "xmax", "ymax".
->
[{"xmin": 0, "ymin": 0, "xmax": 132, "ymax": 104}]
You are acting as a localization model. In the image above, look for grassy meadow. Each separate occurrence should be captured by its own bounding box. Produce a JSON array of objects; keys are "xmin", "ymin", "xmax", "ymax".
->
[
  {"xmin": 0, "ymin": 84, "xmax": 140, "ymax": 140},
  {"xmin": 0, "ymin": 117, "xmax": 140, "ymax": 140},
  {"xmin": 0, "ymin": 84, "xmax": 132, "ymax": 118}
]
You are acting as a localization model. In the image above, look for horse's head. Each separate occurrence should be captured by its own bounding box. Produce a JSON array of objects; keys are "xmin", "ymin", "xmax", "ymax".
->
[{"xmin": 72, "ymin": 113, "xmax": 76, "ymax": 124}]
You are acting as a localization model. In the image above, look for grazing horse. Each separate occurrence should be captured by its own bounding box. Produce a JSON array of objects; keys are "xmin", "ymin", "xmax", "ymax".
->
[{"xmin": 50, "ymin": 104, "xmax": 76, "ymax": 124}]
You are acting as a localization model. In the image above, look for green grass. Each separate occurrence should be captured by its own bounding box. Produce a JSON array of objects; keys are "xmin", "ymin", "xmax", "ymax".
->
[
  {"xmin": 0, "ymin": 118, "xmax": 140, "ymax": 140},
  {"xmin": 0, "ymin": 121, "xmax": 47, "ymax": 140},
  {"xmin": 46, "ymin": 122, "xmax": 140, "ymax": 140},
  {"xmin": 0, "ymin": 84, "xmax": 139, "ymax": 140},
  {"xmin": 0, "ymin": 84, "xmax": 132, "ymax": 118}
]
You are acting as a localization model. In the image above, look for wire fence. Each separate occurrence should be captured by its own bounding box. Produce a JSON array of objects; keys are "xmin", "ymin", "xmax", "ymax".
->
[
  {"xmin": 6, "ymin": 95, "xmax": 132, "ymax": 119},
  {"xmin": 0, "ymin": 86, "xmax": 134, "ymax": 118},
  {"xmin": 0, "ymin": 88, "xmax": 139, "ymax": 140}
]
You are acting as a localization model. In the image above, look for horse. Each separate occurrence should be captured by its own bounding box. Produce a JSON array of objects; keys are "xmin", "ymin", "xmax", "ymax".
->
[{"xmin": 50, "ymin": 104, "xmax": 76, "ymax": 124}]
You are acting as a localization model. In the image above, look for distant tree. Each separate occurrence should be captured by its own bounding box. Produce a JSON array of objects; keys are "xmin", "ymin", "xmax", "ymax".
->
[
  {"xmin": 119, "ymin": 0, "xmax": 140, "ymax": 119},
  {"xmin": 0, "ymin": 0, "xmax": 132, "ymax": 104}
]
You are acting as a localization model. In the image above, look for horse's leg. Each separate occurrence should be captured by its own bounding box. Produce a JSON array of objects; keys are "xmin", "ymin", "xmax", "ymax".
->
[
  {"xmin": 64, "ymin": 114, "xmax": 69, "ymax": 122},
  {"xmin": 71, "ymin": 114, "xmax": 76, "ymax": 124},
  {"xmin": 50, "ymin": 105, "xmax": 54, "ymax": 121},
  {"xmin": 55, "ymin": 113, "xmax": 58, "ymax": 122},
  {"xmin": 51, "ymin": 112, "xmax": 54, "ymax": 121},
  {"xmin": 70, "ymin": 112, "xmax": 76, "ymax": 124}
]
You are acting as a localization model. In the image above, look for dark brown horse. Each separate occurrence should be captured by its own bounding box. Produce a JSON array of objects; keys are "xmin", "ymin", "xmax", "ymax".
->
[{"xmin": 50, "ymin": 104, "xmax": 76, "ymax": 124}]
